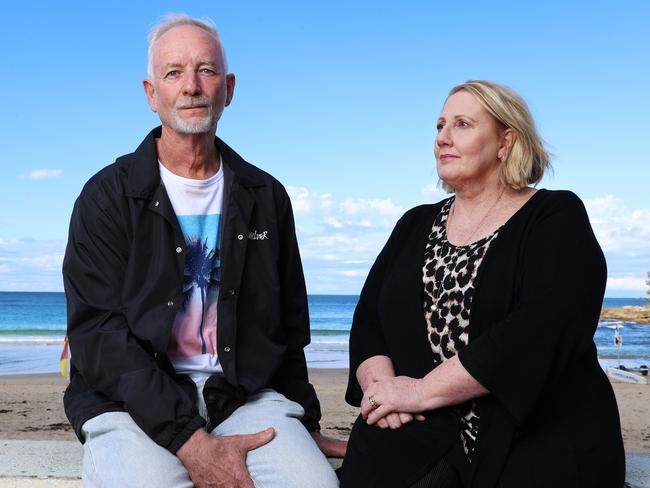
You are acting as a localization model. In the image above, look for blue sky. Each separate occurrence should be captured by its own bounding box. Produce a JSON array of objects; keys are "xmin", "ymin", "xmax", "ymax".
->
[{"xmin": 1, "ymin": 0, "xmax": 649, "ymax": 296}]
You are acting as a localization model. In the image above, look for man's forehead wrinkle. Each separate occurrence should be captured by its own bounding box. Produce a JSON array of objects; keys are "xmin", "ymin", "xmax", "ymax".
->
[{"xmin": 152, "ymin": 42, "xmax": 223, "ymax": 73}]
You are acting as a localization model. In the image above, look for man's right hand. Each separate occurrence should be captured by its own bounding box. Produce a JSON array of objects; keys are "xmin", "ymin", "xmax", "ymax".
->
[{"xmin": 177, "ymin": 427, "xmax": 275, "ymax": 488}]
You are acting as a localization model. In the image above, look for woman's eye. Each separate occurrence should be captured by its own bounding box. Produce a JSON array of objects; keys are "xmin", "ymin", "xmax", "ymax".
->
[
  {"xmin": 456, "ymin": 120, "xmax": 470, "ymax": 128},
  {"xmin": 436, "ymin": 123, "xmax": 444, "ymax": 131}
]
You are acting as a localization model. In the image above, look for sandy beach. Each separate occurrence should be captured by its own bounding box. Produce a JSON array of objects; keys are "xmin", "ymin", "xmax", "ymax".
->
[{"xmin": 0, "ymin": 369, "xmax": 648, "ymax": 453}]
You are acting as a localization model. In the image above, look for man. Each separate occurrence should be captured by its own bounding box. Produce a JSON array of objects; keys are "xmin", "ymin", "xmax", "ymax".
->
[{"xmin": 63, "ymin": 14, "xmax": 344, "ymax": 488}]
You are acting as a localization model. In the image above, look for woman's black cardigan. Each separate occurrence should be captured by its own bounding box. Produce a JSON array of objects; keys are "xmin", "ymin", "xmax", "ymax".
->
[{"xmin": 345, "ymin": 189, "xmax": 624, "ymax": 487}]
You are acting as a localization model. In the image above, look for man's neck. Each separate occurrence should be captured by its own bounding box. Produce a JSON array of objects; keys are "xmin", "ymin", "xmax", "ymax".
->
[{"xmin": 156, "ymin": 125, "xmax": 221, "ymax": 179}]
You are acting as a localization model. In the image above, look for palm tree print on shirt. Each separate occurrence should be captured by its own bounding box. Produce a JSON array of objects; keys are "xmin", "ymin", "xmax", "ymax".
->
[
  {"xmin": 181, "ymin": 236, "xmax": 221, "ymax": 354},
  {"xmin": 168, "ymin": 213, "xmax": 221, "ymax": 359}
]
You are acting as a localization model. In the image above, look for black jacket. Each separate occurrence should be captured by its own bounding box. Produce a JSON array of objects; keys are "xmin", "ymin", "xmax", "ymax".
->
[
  {"xmin": 63, "ymin": 127, "xmax": 321, "ymax": 453},
  {"xmin": 344, "ymin": 190, "xmax": 624, "ymax": 488}
]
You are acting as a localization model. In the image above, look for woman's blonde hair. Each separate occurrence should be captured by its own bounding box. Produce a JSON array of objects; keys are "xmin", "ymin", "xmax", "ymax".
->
[{"xmin": 442, "ymin": 80, "xmax": 551, "ymax": 191}]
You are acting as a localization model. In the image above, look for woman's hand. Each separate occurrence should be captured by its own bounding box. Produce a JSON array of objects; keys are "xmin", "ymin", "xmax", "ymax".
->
[
  {"xmin": 374, "ymin": 411, "xmax": 426, "ymax": 429},
  {"xmin": 361, "ymin": 376, "xmax": 426, "ymax": 425}
]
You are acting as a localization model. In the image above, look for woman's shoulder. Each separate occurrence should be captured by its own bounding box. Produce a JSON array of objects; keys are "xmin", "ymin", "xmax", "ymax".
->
[{"xmin": 527, "ymin": 189, "xmax": 588, "ymax": 216}]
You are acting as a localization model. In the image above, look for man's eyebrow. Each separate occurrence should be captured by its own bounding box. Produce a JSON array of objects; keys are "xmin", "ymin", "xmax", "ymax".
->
[{"xmin": 161, "ymin": 62, "xmax": 183, "ymax": 70}]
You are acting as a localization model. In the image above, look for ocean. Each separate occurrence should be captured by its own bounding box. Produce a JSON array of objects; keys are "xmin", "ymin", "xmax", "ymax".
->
[{"xmin": 0, "ymin": 292, "xmax": 648, "ymax": 374}]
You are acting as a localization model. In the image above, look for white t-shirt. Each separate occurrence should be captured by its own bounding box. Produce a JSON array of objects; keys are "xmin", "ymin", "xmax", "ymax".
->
[{"xmin": 159, "ymin": 160, "xmax": 224, "ymax": 383}]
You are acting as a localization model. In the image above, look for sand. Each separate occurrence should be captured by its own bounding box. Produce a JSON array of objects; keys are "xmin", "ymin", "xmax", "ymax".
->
[{"xmin": 0, "ymin": 369, "xmax": 648, "ymax": 452}]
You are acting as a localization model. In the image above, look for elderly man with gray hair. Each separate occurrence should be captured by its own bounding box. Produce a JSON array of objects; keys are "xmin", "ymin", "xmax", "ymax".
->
[{"xmin": 62, "ymin": 14, "xmax": 344, "ymax": 488}]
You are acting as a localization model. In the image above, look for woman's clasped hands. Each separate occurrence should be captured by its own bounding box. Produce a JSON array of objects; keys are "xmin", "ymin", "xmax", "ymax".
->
[{"xmin": 360, "ymin": 376, "xmax": 427, "ymax": 428}]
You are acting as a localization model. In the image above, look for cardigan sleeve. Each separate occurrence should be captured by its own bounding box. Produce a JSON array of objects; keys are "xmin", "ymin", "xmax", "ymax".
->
[
  {"xmin": 345, "ymin": 209, "xmax": 414, "ymax": 406},
  {"xmin": 457, "ymin": 191, "xmax": 606, "ymax": 427}
]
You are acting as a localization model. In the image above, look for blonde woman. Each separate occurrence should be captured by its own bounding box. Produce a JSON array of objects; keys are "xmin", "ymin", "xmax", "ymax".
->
[{"xmin": 340, "ymin": 81, "xmax": 624, "ymax": 488}]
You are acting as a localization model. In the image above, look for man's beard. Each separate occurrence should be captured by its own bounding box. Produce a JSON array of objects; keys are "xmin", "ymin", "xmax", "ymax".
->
[{"xmin": 162, "ymin": 96, "xmax": 216, "ymax": 134}]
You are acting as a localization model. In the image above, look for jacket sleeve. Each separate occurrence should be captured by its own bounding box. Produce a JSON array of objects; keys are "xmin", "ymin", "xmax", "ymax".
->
[
  {"xmin": 345, "ymin": 210, "xmax": 411, "ymax": 406},
  {"xmin": 457, "ymin": 191, "xmax": 606, "ymax": 427},
  {"xmin": 269, "ymin": 182, "xmax": 322, "ymax": 432},
  {"xmin": 63, "ymin": 188, "xmax": 205, "ymax": 453}
]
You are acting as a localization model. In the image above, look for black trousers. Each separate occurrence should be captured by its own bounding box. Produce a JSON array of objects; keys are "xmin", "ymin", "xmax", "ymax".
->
[{"xmin": 339, "ymin": 412, "xmax": 460, "ymax": 488}]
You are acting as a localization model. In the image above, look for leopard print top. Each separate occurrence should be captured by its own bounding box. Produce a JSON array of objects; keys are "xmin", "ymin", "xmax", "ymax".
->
[{"xmin": 422, "ymin": 197, "xmax": 501, "ymax": 461}]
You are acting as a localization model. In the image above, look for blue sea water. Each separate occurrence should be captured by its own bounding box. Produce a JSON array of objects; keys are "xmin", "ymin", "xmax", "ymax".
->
[{"xmin": 0, "ymin": 292, "xmax": 648, "ymax": 374}]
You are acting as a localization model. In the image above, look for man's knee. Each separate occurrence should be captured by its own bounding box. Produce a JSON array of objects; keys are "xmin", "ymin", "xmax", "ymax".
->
[
  {"xmin": 248, "ymin": 447, "xmax": 339, "ymax": 488},
  {"xmin": 81, "ymin": 412, "xmax": 192, "ymax": 488}
]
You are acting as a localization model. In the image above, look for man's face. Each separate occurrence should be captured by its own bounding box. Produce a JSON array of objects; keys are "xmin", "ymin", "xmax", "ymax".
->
[{"xmin": 144, "ymin": 25, "xmax": 235, "ymax": 135}]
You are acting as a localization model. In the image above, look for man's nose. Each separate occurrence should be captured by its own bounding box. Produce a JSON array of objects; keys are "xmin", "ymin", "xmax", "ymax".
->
[{"xmin": 182, "ymin": 71, "xmax": 201, "ymax": 96}]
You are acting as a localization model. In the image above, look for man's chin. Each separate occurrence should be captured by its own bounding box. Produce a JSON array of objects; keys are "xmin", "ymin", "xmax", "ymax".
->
[{"xmin": 166, "ymin": 117, "xmax": 215, "ymax": 135}]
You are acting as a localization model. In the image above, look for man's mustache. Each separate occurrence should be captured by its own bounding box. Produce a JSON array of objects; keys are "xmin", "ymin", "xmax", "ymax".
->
[{"xmin": 176, "ymin": 97, "xmax": 211, "ymax": 109}]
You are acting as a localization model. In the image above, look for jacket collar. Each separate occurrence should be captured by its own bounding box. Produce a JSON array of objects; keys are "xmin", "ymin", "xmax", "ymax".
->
[{"xmin": 121, "ymin": 126, "xmax": 265, "ymax": 198}]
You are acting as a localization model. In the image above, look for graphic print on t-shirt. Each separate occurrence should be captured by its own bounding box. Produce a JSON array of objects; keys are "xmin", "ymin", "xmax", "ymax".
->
[{"xmin": 168, "ymin": 214, "xmax": 221, "ymax": 357}]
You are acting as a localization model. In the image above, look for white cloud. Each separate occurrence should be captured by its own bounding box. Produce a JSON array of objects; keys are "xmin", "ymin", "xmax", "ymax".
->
[
  {"xmin": 290, "ymin": 189, "xmax": 650, "ymax": 295},
  {"xmin": 286, "ymin": 187, "xmax": 406, "ymax": 293},
  {"xmin": 420, "ymin": 183, "xmax": 445, "ymax": 202},
  {"xmin": 584, "ymin": 195, "xmax": 650, "ymax": 256},
  {"xmin": 606, "ymin": 276, "xmax": 646, "ymax": 292},
  {"xmin": 335, "ymin": 269, "xmax": 369, "ymax": 277},
  {"xmin": 1, "ymin": 191, "xmax": 648, "ymax": 296},
  {"xmin": 0, "ymin": 239, "xmax": 65, "ymax": 291},
  {"xmin": 18, "ymin": 169, "xmax": 63, "ymax": 180},
  {"xmin": 287, "ymin": 186, "xmax": 403, "ymax": 231}
]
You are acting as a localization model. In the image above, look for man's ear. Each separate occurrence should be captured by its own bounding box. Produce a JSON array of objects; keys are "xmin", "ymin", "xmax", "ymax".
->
[
  {"xmin": 225, "ymin": 73, "xmax": 236, "ymax": 107},
  {"xmin": 142, "ymin": 78, "xmax": 158, "ymax": 113}
]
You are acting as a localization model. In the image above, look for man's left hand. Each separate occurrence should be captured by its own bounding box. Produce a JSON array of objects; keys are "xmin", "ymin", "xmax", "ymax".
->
[{"xmin": 311, "ymin": 431, "xmax": 347, "ymax": 458}]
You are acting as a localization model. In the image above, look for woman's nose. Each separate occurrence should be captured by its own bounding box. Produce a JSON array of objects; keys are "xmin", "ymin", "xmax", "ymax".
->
[{"xmin": 436, "ymin": 126, "xmax": 452, "ymax": 147}]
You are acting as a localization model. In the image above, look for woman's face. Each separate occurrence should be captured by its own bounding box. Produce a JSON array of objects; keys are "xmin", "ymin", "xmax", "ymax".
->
[{"xmin": 435, "ymin": 90, "xmax": 508, "ymax": 191}]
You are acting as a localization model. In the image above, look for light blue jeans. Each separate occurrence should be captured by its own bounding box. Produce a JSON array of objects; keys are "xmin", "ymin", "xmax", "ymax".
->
[{"xmin": 81, "ymin": 386, "xmax": 339, "ymax": 488}]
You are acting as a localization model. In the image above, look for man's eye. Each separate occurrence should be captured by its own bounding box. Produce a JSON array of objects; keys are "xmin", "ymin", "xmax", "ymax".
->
[
  {"xmin": 166, "ymin": 70, "xmax": 180, "ymax": 78},
  {"xmin": 200, "ymin": 68, "xmax": 216, "ymax": 75}
]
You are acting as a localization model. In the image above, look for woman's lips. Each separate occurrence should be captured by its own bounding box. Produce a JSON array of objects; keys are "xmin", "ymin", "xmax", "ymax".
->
[{"xmin": 439, "ymin": 154, "xmax": 459, "ymax": 161}]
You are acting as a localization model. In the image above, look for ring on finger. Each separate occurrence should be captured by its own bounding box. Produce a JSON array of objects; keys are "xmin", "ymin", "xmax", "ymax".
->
[{"xmin": 368, "ymin": 395, "xmax": 379, "ymax": 409}]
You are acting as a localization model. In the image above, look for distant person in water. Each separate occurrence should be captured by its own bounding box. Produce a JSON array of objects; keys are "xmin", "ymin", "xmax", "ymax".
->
[
  {"xmin": 62, "ymin": 14, "xmax": 344, "ymax": 488},
  {"xmin": 339, "ymin": 80, "xmax": 624, "ymax": 488}
]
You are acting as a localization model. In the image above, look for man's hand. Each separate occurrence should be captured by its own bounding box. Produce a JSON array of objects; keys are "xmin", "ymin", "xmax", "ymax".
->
[
  {"xmin": 310, "ymin": 431, "xmax": 347, "ymax": 458},
  {"xmin": 177, "ymin": 427, "xmax": 274, "ymax": 488}
]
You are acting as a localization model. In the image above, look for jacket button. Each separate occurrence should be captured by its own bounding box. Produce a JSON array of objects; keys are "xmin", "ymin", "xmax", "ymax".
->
[
  {"xmin": 237, "ymin": 234, "xmax": 243, "ymax": 240},
  {"xmin": 223, "ymin": 346, "xmax": 231, "ymax": 352},
  {"xmin": 228, "ymin": 289, "xmax": 236, "ymax": 296},
  {"xmin": 167, "ymin": 300, "xmax": 174, "ymax": 307},
  {"xmin": 176, "ymin": 247, "xmax": 182, "ymax": 253},
  {"xmin": 154, "ymin": 201, "xmax": 160, "ymax": 207}
]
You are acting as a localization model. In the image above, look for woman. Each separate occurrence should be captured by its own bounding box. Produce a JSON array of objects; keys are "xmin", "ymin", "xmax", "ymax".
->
[{"xmin": 340, "ymin": 81, "xmax": 624, "ymax": 488}]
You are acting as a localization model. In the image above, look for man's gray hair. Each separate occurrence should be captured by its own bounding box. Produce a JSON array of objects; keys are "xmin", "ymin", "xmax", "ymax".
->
[{"xmin": 147, "ymin": 14, "xmax": 228, "ymax": 76}]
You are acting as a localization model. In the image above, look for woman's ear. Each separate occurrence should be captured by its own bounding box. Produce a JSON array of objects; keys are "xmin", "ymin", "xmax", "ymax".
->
[{"xmin": 498, "ymin": 128, "xmax": 516, "ymax": 160}]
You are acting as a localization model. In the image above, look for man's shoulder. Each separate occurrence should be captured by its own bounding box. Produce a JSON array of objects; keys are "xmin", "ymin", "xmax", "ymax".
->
[
  {"xmin": 78, "ymin": 128, "xmax": 160, "ymax": 202},
  {"xmin": 78, "ymin": 161, "xmax": 125, "ymax": 202}
]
